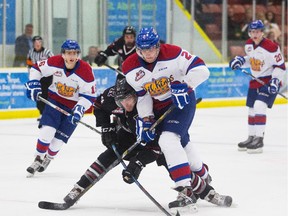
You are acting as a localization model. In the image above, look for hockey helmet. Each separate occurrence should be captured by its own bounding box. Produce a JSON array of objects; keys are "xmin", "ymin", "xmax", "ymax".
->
[
  {"xmin": 114, "ymin": 78, "xmax": 136, "ymax": 108},
  {"xmin": 61, "ymin": 39, "xmax": 81, "ymax": 53},
  {"xmin": 32, "ymin": 36, "xmax": 43, "ymax": 42},
  {"xmin": 248, "ymin": 20, "xmax": 265, "ymax": 31},
  {"xmin": 123, "ymin": 26, "xmax": 136, "ymax": 37},
  {"xmin": 136, "ymin": 27, "xmax": 160, "ymax": 50}
]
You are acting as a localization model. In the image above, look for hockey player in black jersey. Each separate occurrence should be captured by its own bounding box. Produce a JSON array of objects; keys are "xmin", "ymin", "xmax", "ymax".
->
[
  {"xmin": 94, "ymin": 26, "xmax": 136, "ymax": 70},
  {"xmin": 62, "ymin": 77, "xmax": 161, "ymax": 207},
  {"xmin": 58, "ymin": 78, "xmax": 232, "ymax": 212}
]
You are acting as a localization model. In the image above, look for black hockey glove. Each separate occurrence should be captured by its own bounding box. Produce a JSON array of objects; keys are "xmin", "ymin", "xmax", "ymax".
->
[
  {"xmin": 101, "ymin": 123, "xmax": 117, "ymax": 149},
  {"xmin": 94, "ymin": 51, "xmax": 108, "ymax": 66},
  {"xmin": 122, "ymin": 157, "xmax": 144, "ymax": 184}
]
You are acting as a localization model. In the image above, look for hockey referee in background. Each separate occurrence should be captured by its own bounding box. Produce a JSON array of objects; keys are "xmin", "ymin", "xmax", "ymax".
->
[{"xmin": 26, "ymin": 36, "xmax": 54, "ymax": 120}]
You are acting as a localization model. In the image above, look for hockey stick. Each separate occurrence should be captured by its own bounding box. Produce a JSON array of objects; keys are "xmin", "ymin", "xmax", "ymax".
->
[
  {"xmin": 196, "ymin": 97, "xmax": 202, "ymax": 104},
  {"xmin": 112, "ymin": 144, "xmax": 179, "ymax": 216},
  {"xmin": 38, "ymin": 105, "xmax": 175, "ymax": 211},
  {"xmin": 237, "ymin": 68, "xmax": 288, "ymax": 100},
  {"xmin": 38, "ymin": 96, "xmax": 102, "ymax": 135},
  {"xmin": 103, "ymin": 63, "xmax": 124, "ymax": 76}
]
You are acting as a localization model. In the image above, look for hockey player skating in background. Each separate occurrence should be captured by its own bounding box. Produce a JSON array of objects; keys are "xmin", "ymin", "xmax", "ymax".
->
[
  {"xmin": 25, "ymin": 39, "xmax": 96, "ymax": 177},
  {"xmin": 122, "ymin": 27, "xmax": 232, "ymax": 212},
  {"xmin": 94, "ymin": 26, "xmax": 137, "ymax": 71},
  {"xmin": 60, "ymin": 78, "xmax": 232, "ymax": 211},
  {"xmin": 26, "ymin": 36, "xmax": 54, "ymax": 120},
  {"xmin": 229, "ymin": 20, "xmax": 286, "ymax": 154}
]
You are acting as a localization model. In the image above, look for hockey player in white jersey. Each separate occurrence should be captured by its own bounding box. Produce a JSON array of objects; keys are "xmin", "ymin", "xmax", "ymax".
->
[
  {"xmin": 122, "ymin": 27, "xmax": 232, "ymax": 212},
  {"xmin": 25, "ymin": 39, "xmax": 96, "ymax": 177},
  {"xmin": 229, "ymin": 20, "xmax": 286, "ymax": 153}
]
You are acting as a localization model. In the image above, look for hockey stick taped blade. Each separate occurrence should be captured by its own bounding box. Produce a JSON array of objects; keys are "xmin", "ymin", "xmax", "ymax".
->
[{"xmin": 38, "ymin": 201, "xmax": 70, "ymax": 210}]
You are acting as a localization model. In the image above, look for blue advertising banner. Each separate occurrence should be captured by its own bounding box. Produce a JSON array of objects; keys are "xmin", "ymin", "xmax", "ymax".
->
[
  {"xmin": 107, "ymin": 0, "xmax": 166, "ymax": 43},
  {"xmin": 0, "ymin": 67, "xmax": 253, "ymax": 110},
  {"xmin": 0, "ymin": 69, "xmax": 117, "ymax": 110},
  {"xmin": 196, "ymin": 67, "xmax": 250, "ymax": 99},
  {"xmin": 0, "ymin": 0, "xmax": 16, "ymax": 44},
  {"xmin": 0, "ymin": 72, "xmax": 34, "ymax": 109}
]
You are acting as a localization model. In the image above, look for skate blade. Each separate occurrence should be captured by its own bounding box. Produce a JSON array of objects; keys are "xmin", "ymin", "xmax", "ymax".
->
[
  {"xmin": 26, "ymin": 172, "xmax": 35, "ymax": 178},
  {"xmin": 170, "ymin": 203, "xmax": 198, "ymax": 215},
  {"xmin": 238, "ymin": 147, "xmax": 247, "ymax": 151},
  {"xmin": 247, "ymin": 148, "xmax": 263, "ymax": 154}
]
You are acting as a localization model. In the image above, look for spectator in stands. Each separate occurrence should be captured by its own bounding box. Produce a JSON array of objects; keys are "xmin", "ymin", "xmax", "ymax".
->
[
  {"xmin": 13, "ymin": 24, "xmax": 33, "ymax": 67},
  {"xmin": 266, "ymin": 31, "xmax": 280, "ymax": 45},
  {"xmin": 240, "ymin": 8, "xmax": 253, "ymax": 40},
  {"xmin": 256, "ymin": 11, "xmax": 266, "ymax": 22},
  {"xmin": 227, "ymin": 7, "xmax": 243, "ymax": 41},
  {"xmin": 264, "ymin": 11, "xmax": 281, "ymax": 42},
  {"xmin": 82, "ymin": 46, "xmax": 100, "ymax": 66},
  {"xmin": 180, "ymin": 0, "xmax": 206, "ymax": 29}
]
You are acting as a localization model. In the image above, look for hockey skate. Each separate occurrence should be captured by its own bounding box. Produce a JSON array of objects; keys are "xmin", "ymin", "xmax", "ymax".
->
[
  {"xmin": 205, "ymin": 189, "xmax": 232, "ymax": 207},
  {"xmin": 26, "ymin": 155, "xmax": 43, "ymax": 177},
  {"xmin": 247, "ymin": 136, "xmax": 264, "ymax": 154},
  {"xmin": 169, "ymin": 186, "xmax": 198, "ymax": 214},
  {"xmin": 63, "ymin": 184, "xmax": 84, "ymax": 206},
  {"xmin": 238, "ymin": 136, "xmax": 254, "ymax": 151},
  {"xmin": 38, "ymin": 155, "xmax": 53, "ymax": 172}
]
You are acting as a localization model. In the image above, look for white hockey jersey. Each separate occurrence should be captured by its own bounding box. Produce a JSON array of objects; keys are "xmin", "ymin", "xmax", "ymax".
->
[
  {"xmin": 29, "ymin": 55, "xmax": 96, "ymax": 110},
  {"xmin": 122, "ymin": 44, "xmax": 210, "ymax": 118},
  {"xmin": 242, "ymin": 38, "xmax": 286, "ymax": 88}
]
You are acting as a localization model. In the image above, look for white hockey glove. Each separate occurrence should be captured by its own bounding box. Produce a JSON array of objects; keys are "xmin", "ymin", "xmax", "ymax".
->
[
  {"xmin": 25, "ymin": 80, "xmax": 42, "ymax": 101},
  {"xmin": 268, "ymin": 78, "xmax": 280, "ymax": 95},
  {"xmin": 68, "ymin": 105, "xmax": 85, "ymax": 125},
  {"xmin": 229, "ymin": 56, "xmax": 245, "ymax": 70},
  {"xmin": 171, "ymin": 83, "xmax": 190, "ymax": 109}
]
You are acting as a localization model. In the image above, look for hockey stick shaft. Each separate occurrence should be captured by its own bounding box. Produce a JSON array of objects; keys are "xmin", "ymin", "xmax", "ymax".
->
[
  {"xmin": 38, "ymin": 105, "xmax": 176, "ymax": 210},
  {"xmin": 238, "ymin": 68, "xmax": 288, "ymax": 100},
  {"xmin": 72, "ymin": 105, "xmax": 175, "ymax": 203},
  {"xmin": 103, "ymin": 63, "xmax": 124, "ymax": 76},
  {"xmin": 112, "ymin": 144, "xmax": 176, "ymax": 216},
  {"xmin": 38, "ymin": 96, "xmax": 101, "ymax": 134}
]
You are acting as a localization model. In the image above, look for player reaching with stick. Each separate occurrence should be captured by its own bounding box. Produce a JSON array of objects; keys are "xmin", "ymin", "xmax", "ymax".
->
[
  {"xmin": 38, "ymin": 77, "xmax": 232, "ymax": 212},
  {"xmin": 25, "ymin": 39, "xmax": 96, "ymax": 177},
  {"xmin": 229, "ymin": 20, "xmax": 286, "ymax": 153},
  {"xmin": 94, "ymin": 26, "xmax": 137, "ymax": 73}
]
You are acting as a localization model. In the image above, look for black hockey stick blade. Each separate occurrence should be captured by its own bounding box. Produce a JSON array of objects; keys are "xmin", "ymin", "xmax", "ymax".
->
[
  {"xmin": 196, "ymin": 97, "xmax": 202, "ymax": 104},
  {"xmin": 38, "ymin": 201, "xmax": 71, "ymax": 210}
]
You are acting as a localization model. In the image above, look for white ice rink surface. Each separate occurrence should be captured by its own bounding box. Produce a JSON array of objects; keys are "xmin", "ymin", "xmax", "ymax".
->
[{"xmin": 0, "ymin": 104, "xmax": 287, "ymax": 216}]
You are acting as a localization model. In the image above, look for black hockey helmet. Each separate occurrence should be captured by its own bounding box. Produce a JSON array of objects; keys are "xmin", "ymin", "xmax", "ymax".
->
[
  {"xmin": 123, "ymin": 26, "xmax": 136, "ymax": 37},
  {"xmin": 114, "ymin": 77, "xmax": 136, "ymax": 108},
  {"xmin": 32, "ymin": 35, "xmax": 43, "ymax": 42}
]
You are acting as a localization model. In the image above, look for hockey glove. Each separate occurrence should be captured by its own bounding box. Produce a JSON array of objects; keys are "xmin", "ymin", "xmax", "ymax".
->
[
  {"xmin": 101, "ymin": 123, "xmax": 117, "ymax": 149},
  {"xmin": 268, "ymin": 78, "xmax": 280, "ymax": 94},
  {"xmin": 68, "ymin": 105, "xmax": 85, "ymax": 125},
  {"xmin": 122, "ymin": 157, "xmax": 144, "ymax": 184},
  {"xmin": 94, "ymin": 51, "xmax": 108, "ymax": 66},
  {"xmin": 25, "ymin": 80, "xmax": 42, "ymax": 101},
  {"xmin": 229, "ymin": 56, "xmax": 245, "ymax": 70},
  {"xmin": 171, "ymin": 83, "xmax": 190, "ymax": 109},
  {"xmin": 136, "ymin": 117, "xmax": 156, "ymax": 144}
]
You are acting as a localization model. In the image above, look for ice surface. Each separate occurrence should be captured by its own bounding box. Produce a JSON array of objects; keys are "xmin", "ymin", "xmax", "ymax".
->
[{"xmin": 0, "ymin": 104, "xmax": 287, "ymax": 216}]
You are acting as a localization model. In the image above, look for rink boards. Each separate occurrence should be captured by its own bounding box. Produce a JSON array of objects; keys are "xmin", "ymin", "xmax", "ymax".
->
[{"xmin": 0, "ymin": 65, "xmax": 287, "ymax": 119}]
